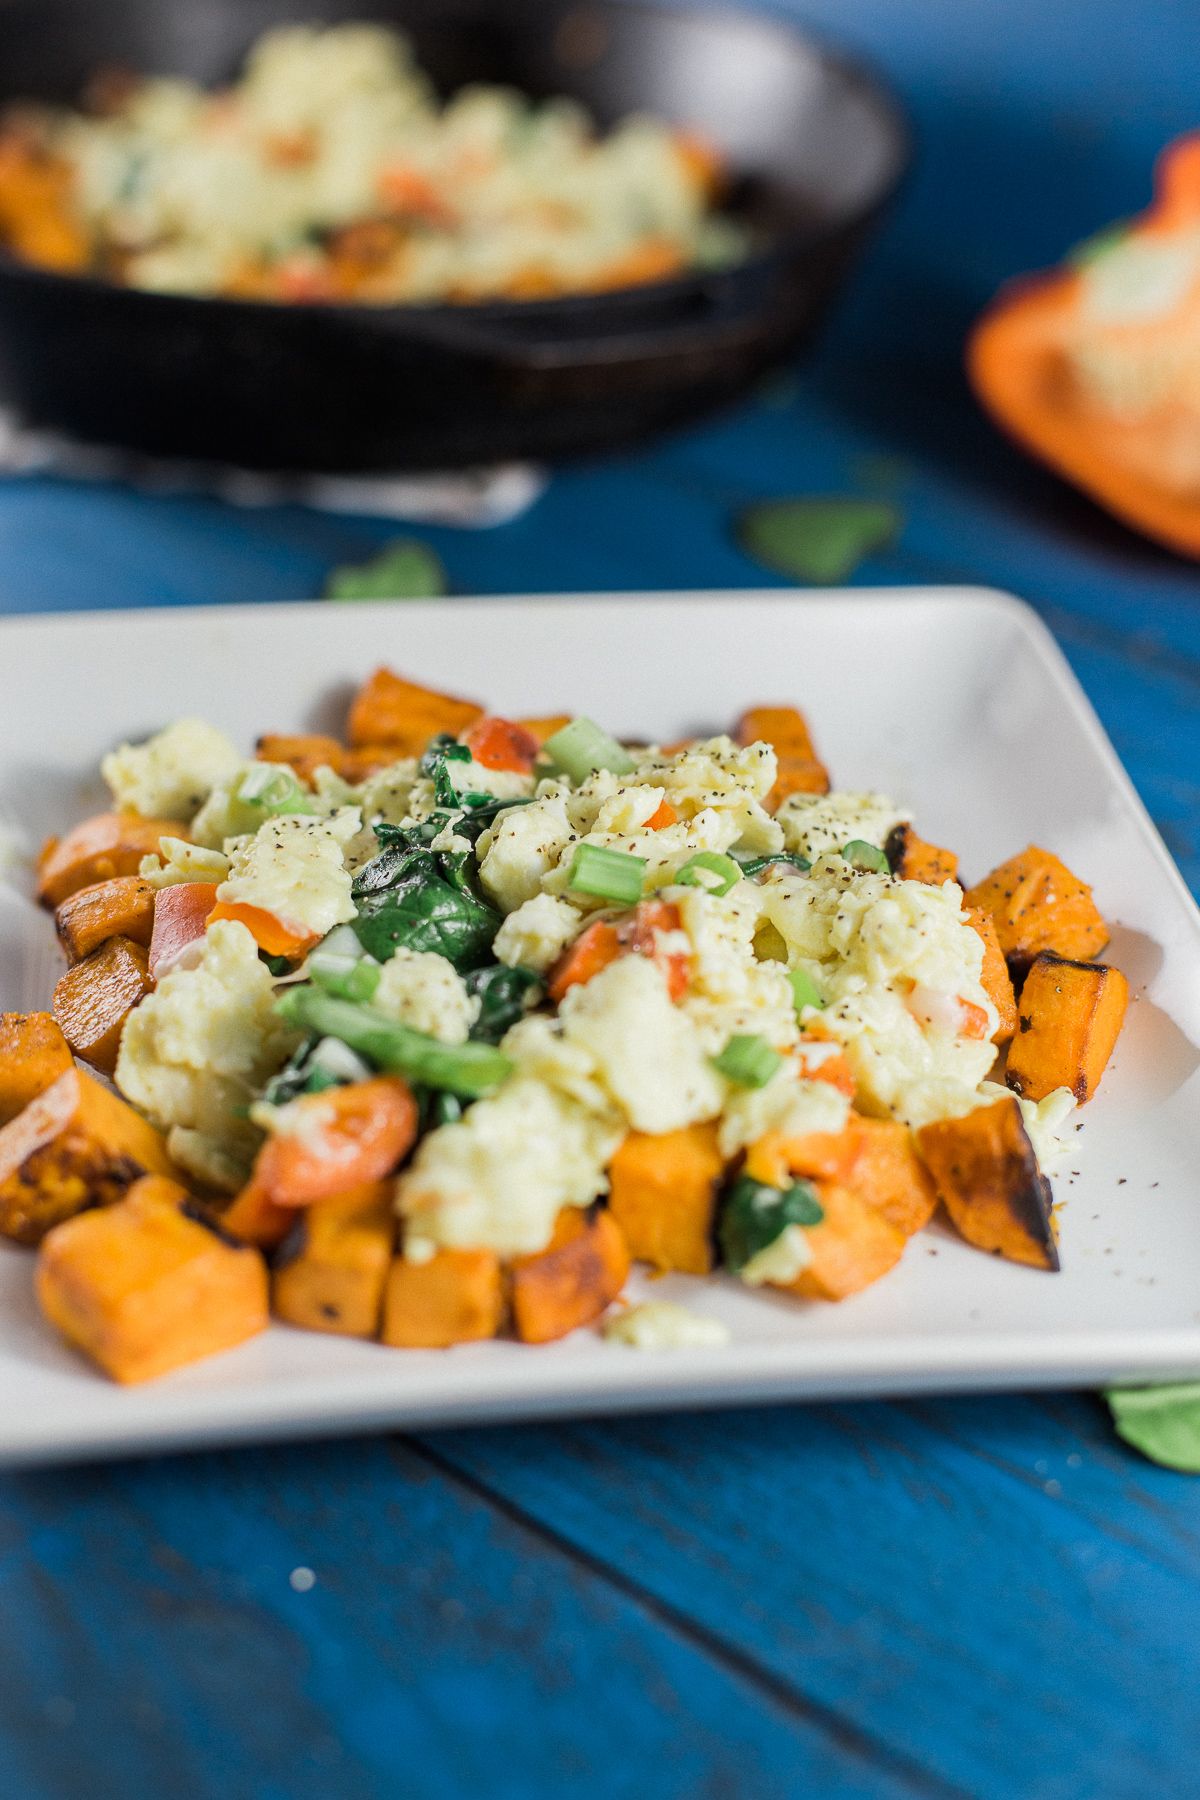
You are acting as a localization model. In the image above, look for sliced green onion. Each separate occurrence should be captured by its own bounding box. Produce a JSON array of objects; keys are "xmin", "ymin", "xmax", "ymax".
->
[
  {"xmin": 237, "ymin": 765, "xmax": 315, "ymax": 815},
  {"xmin": 543, "ymin": 716, "xmax": 635, "ymax": 782},
  {"xmin": 787, "ymin": 969, "xmax": 824, "ymax": 1013},
  {"xmin": 712, "ymin": 1033, "xmax": 782, "ymax": 1089},
  {"xmin": 676, "ymin": 851, "xmax": 741, "ymax": 896},
  {"xmin": 276, "ymin": 987, "xmax": 512, "ymax": 1097},
  {"xmin": 734, "ymin": 850, "xmax": 811, "ymax": 877},
  {"xmin": 567, "ymin": 842, "xmax": 646, "ymax": 905},
  {"xmin": 842, "ymin": 839, "xmax": 890, "ymax": 874},
  {"xmin": 308, "ymin": 955, "xmax": 381, "ymax": 1005}
]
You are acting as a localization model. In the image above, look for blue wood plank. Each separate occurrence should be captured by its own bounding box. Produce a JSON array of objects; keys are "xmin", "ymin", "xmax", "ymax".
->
[
  {"xmin": 0, "ymin": 1434, "xmax": 936, "ymax": 1800},
  {"xmin": 424, "ymin": 1391, "xmax": 1200, "ymax": 1800}
]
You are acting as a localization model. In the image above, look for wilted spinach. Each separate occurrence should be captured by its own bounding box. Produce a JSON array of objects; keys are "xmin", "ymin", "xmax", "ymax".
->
[
  {"xmin": 351, "ymin": 836, "xmax": 500, "ymax": 970},
  {"xmin": 718, "ymin": 1174, "xmax": 824, "ymax": 1273},
  {"xmin": 466, "ymin": 964, "xmax": 542, "ymax": 1043}
]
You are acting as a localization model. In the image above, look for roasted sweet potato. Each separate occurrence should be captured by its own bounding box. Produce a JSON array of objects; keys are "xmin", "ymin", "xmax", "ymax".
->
[
  {"xmin": 221, "ymin": 1178, "xmax": 296, "ymax": 1250},
  {"xmin": 55, "ymin": 875, "xmax": 156, "ymax": 963},
  {"xmin": 52, "ymin": 935, "xmax": 153, "ymax": 1076},
  {"xmin": 381, "ymin": 1245, "xmax": 504, "ymax": 1348},
  {"xmin": 347, "ymin": 666, "xmax": 483, "ymax": 754},
  {"xmin": 965, "ymin": 846, "xmax": 1108, "ymax": 976},
  {"xmin": 509, "ymin": 1207, "xmax": 631, "ymax": 1344},
  {"xmin": 885, "ymin": 823, "xmax": 959, "ymax": 885},
  {"xmin": 1006, "ymin": 952, "xmax": 1129, "ymax": 1104},
  {"xmin": 272, "ymin": 1182, "xmax": 394, "ymax": 1337},
  {"xmin": 36, "ymin": 812, "xmax": 188, "ymax": 909},
  {"xmin": 0, "ymin": 1065, "xmax": 175, "ymax": 1244},
  {"xmin": 607, "ymin": 1122, "xmax": 724, "ymax": 1275},
  {"xmin": 734, "ymin": 704, "xmax": 829, "ymax": 808},
  {"xmin": 844, "ymin": 1116, "xmax": 939, "ymax": 1237},
  {"xmin": 917, "ymin": 1095, "xmax": 1058, "ymax": 1270},
  {"xmin": 36, "ymin": 1174, "xmax": 269, "ymax": 1383},
  {"xmin": 255, "ymin": 732, "xmax": 347, "ymax": 788},
  {"xmin": 787, "ymin": 1182, "xmax": 907, "ymax": 1300},
  {"xmin": 0, "ymin": 1012, "xmax": 73, "ymax": 1126},
  {"xmin": 518, "ymin": 714, "xmax": 572, "ymax": 745},
  {"xmin": 966, "ymin": 906, "xmax": 1018, "ymax": 1043}
]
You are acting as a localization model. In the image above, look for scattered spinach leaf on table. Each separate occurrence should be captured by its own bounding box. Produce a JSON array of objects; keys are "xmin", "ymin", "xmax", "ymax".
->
[
  {"xmin": 324, "ymin": 538, "xmax": 447, "ymax": 601},
  {"xmin": 737, "ymin": 497, "xmax": 902, "ymax": 584},
  {"xmin": 1105, "ymin": 1383, "xmax": 1200, "ymax": 1472}
]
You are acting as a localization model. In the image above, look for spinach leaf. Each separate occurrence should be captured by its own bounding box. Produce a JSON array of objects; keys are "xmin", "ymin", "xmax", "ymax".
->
[
  {"xmin": 352, "ymin": 847, "xmax": 500, "ymax": 970},
  {"xmin": 261, "ymin": 1037, "xmax": 342, "ymax": 1105},
  {"xmin": 738, "ymin": 497, "xmax": 902, "ymax": 585},
  {"xmin": 417, "ymin": 732, "xmax": 497, "ymax": 810},
  {"xmin": 718, "ymin": 1173, "xmax": 823, "ymax": 1273},
  {"xmin": 324, "ymin": 538, "xmax": 447, "ymax": 602},
  {"xmin": 1106, "ymin": 1384, "xmax": 1200, "ymax": 1472},
  {"xmin": 466, "ymin": 964, "xmax": 542, "ymax": 1044}
]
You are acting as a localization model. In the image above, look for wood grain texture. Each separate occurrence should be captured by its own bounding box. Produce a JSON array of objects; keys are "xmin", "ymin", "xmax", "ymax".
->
[
  {"xmin": 425, "ymin": 1393, "xmax": 1200, "ymax": 1800},
  {"xmin": 0, "ymin": 1436, "xmax": 932, "ymax": 1800},
  {"xmin": 0, "ymin": 1, "xmax": 1198, "ymax": 1795}
]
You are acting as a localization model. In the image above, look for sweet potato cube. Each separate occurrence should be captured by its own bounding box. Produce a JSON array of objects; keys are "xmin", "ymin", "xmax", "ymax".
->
[
  {"xmin": 272, "ymin": 1182, "xmax": 395, "ymax": 1338},
  {"xmin": 221, "ymin": 1177, "xmax": 297, "ymax": 1250},
  {"xmin": 255, "ymin": 732, "xmax": 347, "ymax": 788},
  {"xmin": 845, "ymin": 1116, "xmax": 938, "ymax": 1237},
  {"xmin": 36, "ymin": 1174, "xmax": 269, "ymax": 1383},
  {"xmin": 964, "ymin": 846, "xmax": 1108, "ymax": 976},
  {"xmin": 966, "ymin": 906, "xmax": 1018, "ymax": 1043},
  {"xmin": 347, "ymin": 666, "xmax": 483, "ymax": 754},
  {"xmin": 1006, "ymin": 952, "xmax": 1129, "ymax": 1104},
  {"xmin": 55, "ymin": 875, "xmax": 156, "ymax": 963},
  {"xmin": 36, "ymin": 812, "xmax": 188, "ymax": 908},
  {"xmin": 917, "ymin": 1095, "xmax": 1058, "ymax": 1270},
  {"xmin": 381, "ymin": 1246, "xmax": 504, "ymax": 1348},
  {"xmin": 509, "ymin": 1207, "xmax": 631, "ymax": 1344},
  {"xmin": 518, "ymin": 714, "xmax": 572, "ymax": 745},
  {"xmin": 788, "ymin": 1182, "xmax": 907, "ymax": 1300},
  {"xmin": 734, "ymin": 705, "xmax": 830, "ymax": 808},
  {"xmin": 338, "ymin": 744, "xmax": 406, "ymax": 782},
  {"xmin": 53, "ymin": 935, "xmax": 153, "ymax": 1076},
  {"xmin": 0, "ymin": 1012, "xmax": 73, "ymax": 1126},
  {"xmin": 0, "ymin": 1066, "xmax": 175, "ymax": 1244},
  {"xmin": 607, "ymin": 1122, "xmax": 724, "ymax": 1275},
  {"xmin": 885, "ymin": 823, "xmax": 959, "ymax": 885}
]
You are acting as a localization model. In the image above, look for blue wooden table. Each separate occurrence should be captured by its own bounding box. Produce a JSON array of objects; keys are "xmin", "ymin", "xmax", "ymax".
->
[{"xmin": 2, "ymin": 3, "xmax": 1199, "ymax": 1795}]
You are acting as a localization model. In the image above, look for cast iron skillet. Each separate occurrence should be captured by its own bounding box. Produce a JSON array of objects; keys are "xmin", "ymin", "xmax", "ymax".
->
[{"xmin": 0, "ymin": 0, "xmax": 909, "ymax": 470}]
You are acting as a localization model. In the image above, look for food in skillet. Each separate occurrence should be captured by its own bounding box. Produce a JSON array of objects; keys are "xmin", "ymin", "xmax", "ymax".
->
[
  {"xmin": 4, "ymin": 669, "xmax": 1128, "ymax": 1381},
  {"xmin": 0, "ymin": 22, "xmax": 742, "ymax": 304}
]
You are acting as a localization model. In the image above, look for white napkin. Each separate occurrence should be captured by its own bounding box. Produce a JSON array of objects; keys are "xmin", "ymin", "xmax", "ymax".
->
[{"xmin": 0, "ymin": 408, "xmax": 546, "ymax": 527}]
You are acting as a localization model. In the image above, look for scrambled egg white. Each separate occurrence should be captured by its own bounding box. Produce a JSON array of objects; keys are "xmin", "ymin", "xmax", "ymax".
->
[
  {"xmin": 373, "ymin": 947, "xmax": 479, "ymax": 1044},
  {"xmin": 216, "ymin": 808, "xmax": 360, "ymax": 939},
  {"xmin": 492, "ymin": 893, "xmax": 583, "ymax": 974},
  {"xmin": 102, "ymin": 717, "xmax": 241, "ymax": 821},
  {"xmin": 759, "ymin": 854, "xmax": 997, "ymax": 1129},
  {"xmin": 398, "ymin": 1077, "xmax": 623, "ymax": 1259},
  {"xmin": 776, "ymin": 790, "xmax": 909, "ymax": 862},
  {"xmin": 115, "ymin": 920, "xmax": 297, "ymax": 1189},
  {"xmin": 139, "ymin": 837, "xmax": 231, "ymax": 888},
  {"xmin": 604, "ymin": 1302, "xmax": 732, "ymax": 1350}
]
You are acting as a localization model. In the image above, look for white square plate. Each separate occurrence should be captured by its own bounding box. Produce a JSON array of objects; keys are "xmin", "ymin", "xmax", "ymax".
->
[{"xmin": 2, "ymin": 589, "xmax": 1198, "ymax": 1466}]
